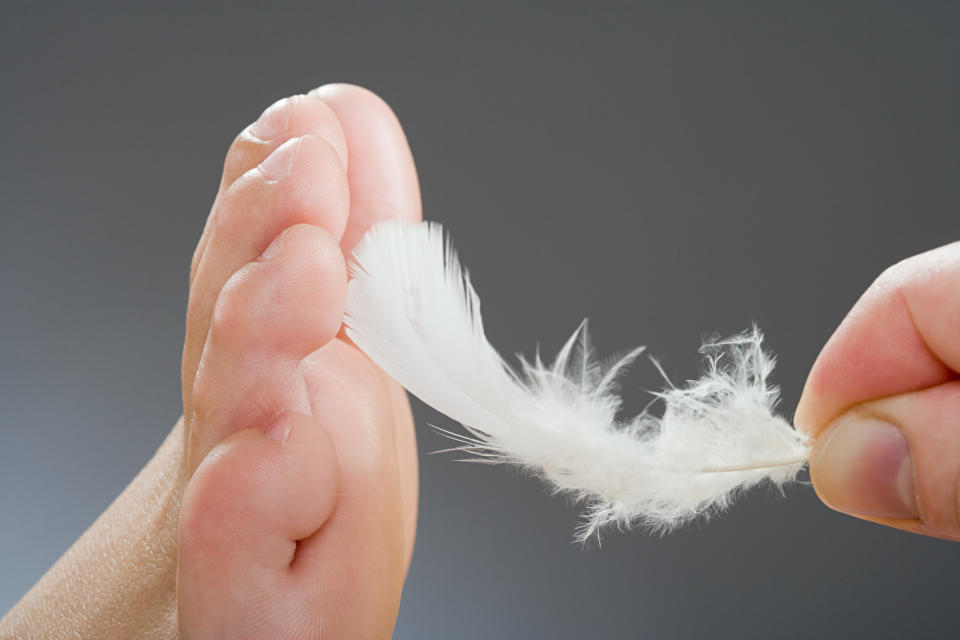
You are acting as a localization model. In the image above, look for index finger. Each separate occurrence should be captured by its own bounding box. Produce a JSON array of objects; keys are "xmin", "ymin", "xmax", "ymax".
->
[{"xmin": 794, "ymin": 241, "xmax": 960, "ymax": 439}]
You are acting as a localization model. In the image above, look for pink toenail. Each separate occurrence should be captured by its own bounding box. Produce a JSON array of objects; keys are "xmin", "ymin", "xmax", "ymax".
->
[
  {"xmin": 258, "ymin": 228, "xmax": 288, "ymax": 261},
  {"xmin": 258, "ymin": 137, "xmax": 300, "ymax": 181},
  {"xmin": 267, "ymin": 416, "xmax": 292, "ymax": 444},
  {"xmin": 250, "ymin": 97, "xmax": 290, "ymax": 140}
]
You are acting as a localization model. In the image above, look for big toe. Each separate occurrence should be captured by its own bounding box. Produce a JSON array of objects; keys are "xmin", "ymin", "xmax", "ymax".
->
[
  {"xmin": 179, "ymin": 376, "xmax": 406, "ymax": 640},
  {"xmin": 178, "ymin": 412, "xmax": 345, "ymax": 639}
]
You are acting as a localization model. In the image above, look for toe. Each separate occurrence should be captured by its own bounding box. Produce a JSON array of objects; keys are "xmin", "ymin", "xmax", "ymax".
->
[
  {"xmin": 185, "ymin": 132, "xmax": 350, "ymax": 424},
  {"xmin": 222, "ymin": 95, "xmax": 348, "ymax": 190},
  {"xmin": 191, "ymin": 94, "xmax": 348, "ymax": 284},
  {"xmin": 293, "ymin": 341, "xmax": 407, "ymax": 638},
  {"xmin": 179, "ymin": 88, "xmax": 421, "ymax": 638},
  {"xmin": 189, "ymin": 223, "xmax": 346, "ymax": 470},
  {"xmin": 311, "ymin": 83, "xmax": 422, "ymax": 570},
  {"xmin": 178, "ymin": 412, "xmax": 339, "ymax": 640},
  {"xmin": 309, "ymin": 84, "xmax": 421, "ymax": 250}
]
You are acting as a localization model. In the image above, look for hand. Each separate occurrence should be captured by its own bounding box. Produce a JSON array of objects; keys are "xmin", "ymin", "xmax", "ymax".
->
[{"xmin": 796, "ymin": 241, "xmax": 960, "ymax": 540}]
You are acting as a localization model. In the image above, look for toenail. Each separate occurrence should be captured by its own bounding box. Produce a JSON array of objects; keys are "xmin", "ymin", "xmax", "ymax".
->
[
  {"xmin": 258, "ymin": 137, "xmax": 301, "ymax": 181},
  {"xmin": 250, "ymin": 97, "xmax": 291, "ymax": 141},
  {"xmin": 258, "ymin": 228, "xmax": 288, "ymax": 261},
  {"xmin": 308, "ymin": 84, "xmax": 341, "ymax": 100}
]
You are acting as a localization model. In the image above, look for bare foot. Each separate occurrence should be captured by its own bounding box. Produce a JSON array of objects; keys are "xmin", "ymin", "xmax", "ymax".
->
[{"xmin": 1, "ymin": 84, "xmax": 421, "ymax": 639}]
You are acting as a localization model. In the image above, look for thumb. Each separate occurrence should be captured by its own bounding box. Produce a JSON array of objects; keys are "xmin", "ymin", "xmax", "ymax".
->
[{"xmin": 810, "ymin": 381, "xmax": 960, "ymax": 540}]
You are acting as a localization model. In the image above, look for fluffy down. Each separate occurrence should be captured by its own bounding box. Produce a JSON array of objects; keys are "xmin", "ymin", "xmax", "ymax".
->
[{"xmin": 344, "ymin": 221, "xmax": 811, "ymax": 540}]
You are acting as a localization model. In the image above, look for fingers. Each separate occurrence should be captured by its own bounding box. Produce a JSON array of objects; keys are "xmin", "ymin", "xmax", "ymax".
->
[
  {"xmin": 795, "ymin": 241, "xmax": 960, "ymax": 440},
  {"xmin": 796, "ymin": 241, "xmax": 960, "ymax": 537},
  {"xmin": 178, "ymin": 412, "xmax": 340, "ymax": 639}
]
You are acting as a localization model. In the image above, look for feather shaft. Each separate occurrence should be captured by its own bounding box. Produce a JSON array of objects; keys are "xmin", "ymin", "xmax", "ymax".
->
[{"xmin": 344, "ymin": 220, "xmax": 811, "ymax": 540}]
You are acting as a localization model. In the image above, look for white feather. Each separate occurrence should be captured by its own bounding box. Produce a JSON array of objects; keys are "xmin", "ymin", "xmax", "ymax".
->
[{"xmin": 344, "ymin": 221, "xmax": 811, "ymax": 540}]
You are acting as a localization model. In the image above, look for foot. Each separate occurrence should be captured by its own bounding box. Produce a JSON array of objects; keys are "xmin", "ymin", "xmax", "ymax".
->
[
  {"xmin": 0, "ymin": 85, "xmax": 421, "ymax": 639},
  {"xmin": 179, "ymin": 84, "xmax": 421, "ymax": 639}
]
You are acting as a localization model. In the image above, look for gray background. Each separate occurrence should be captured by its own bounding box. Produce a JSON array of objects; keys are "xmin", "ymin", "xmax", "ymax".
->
[{"xmin": 2, "ymin": 2, "xmax": 959, "ymax": 638}]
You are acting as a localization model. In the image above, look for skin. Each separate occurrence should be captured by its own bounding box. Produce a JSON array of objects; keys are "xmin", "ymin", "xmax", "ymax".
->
[
  {"xmin": 0, "ymin": 84, "xmax": 421, "ymax": 639},
  {"xmin": 796, "ymin": 240, "xmax": 960, "ymax": 540},
  {"xmin": 0, "ymin": 83, "xmax": 957, "ymax": 638}
]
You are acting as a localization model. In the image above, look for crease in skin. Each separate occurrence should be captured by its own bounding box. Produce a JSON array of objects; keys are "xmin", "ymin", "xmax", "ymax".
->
[{"xmin": 897, "ymin": 288, "xmax": 940, "ymax": 371}]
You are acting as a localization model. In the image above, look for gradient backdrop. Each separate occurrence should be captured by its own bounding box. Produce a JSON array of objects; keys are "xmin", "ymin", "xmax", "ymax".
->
[{"xmin": 2, "ymin": 3, "xmax": 959, "ymax": 638}]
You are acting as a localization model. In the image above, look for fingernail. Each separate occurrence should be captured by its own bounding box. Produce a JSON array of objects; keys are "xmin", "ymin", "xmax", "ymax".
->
[
  {"xmin": 258, "ymin": 137, "xmax": 300, "ymax": 181},
  {"xmin": 258, "ymin": 228, "xmax": 288, "ymax": 261},
  {"xmin": 813, "ymin": 415, "xmax": 917, "ymax": 519},
  {"xmin": 250, "ymin": 97, "xmax": 291, "ymax": 140},
  {"xmin": 266, "ymin": 415, "xmax": 292, "ymax": 444}
]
